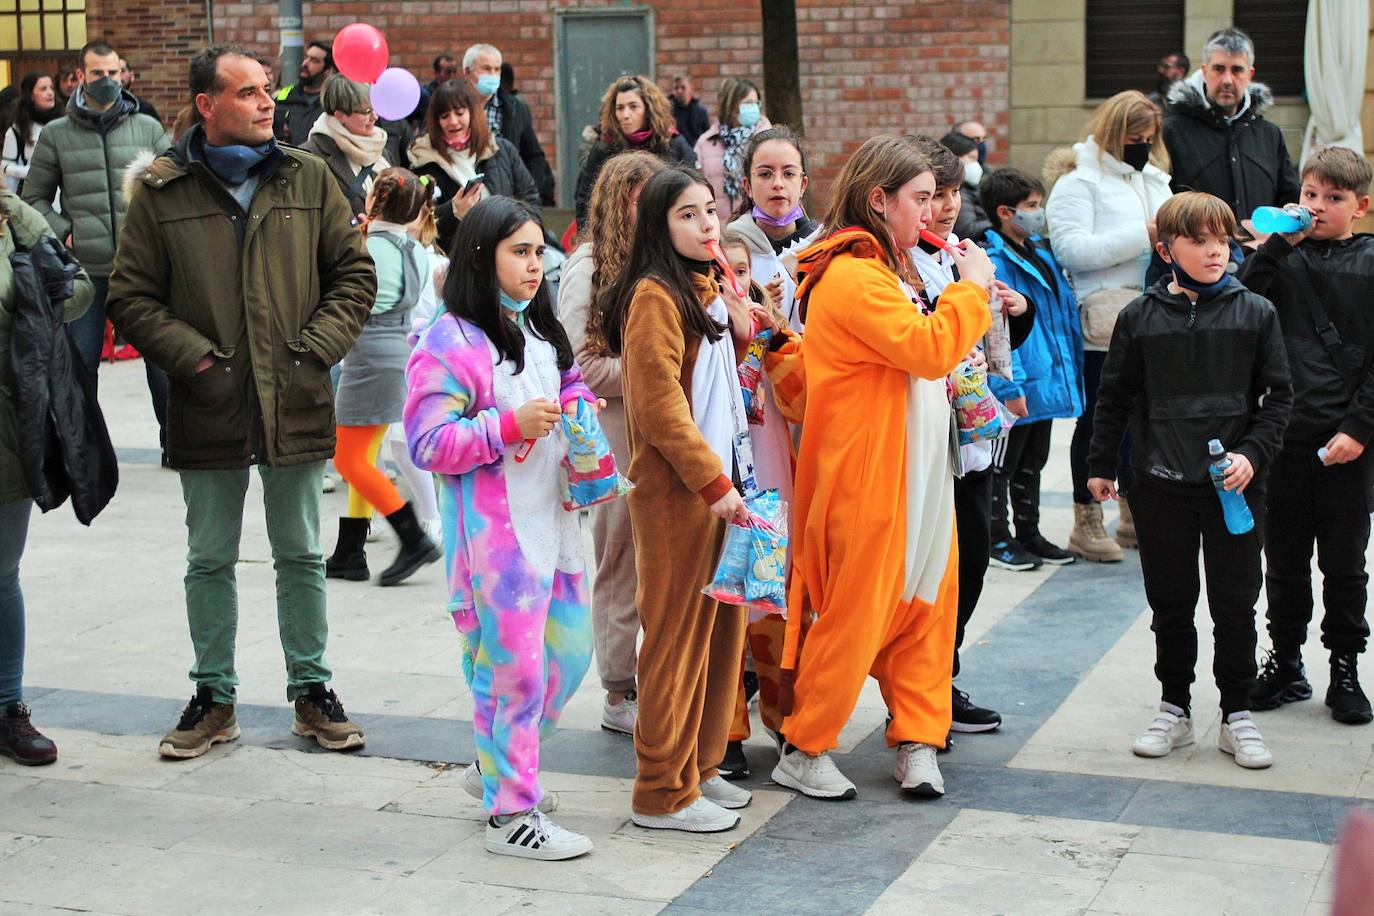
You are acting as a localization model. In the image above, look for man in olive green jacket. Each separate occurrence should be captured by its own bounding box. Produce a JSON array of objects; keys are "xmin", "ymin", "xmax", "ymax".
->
[{"xmin": 107, "ymin": 45, "xmax": 377, "ymax": 760}]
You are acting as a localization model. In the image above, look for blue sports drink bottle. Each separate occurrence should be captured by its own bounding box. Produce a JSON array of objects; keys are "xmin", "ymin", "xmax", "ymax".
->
[{"xmin": 1208, "ymin": 438, "xmax": 1254, "ymax": 535}]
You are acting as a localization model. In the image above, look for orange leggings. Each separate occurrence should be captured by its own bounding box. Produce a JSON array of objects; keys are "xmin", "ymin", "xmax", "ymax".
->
[{"xmin": 335, "ymin": 425, "xmax": 406, "ymax": 519}]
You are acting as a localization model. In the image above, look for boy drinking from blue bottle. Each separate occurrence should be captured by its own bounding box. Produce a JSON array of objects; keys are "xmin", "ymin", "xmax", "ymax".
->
[
  {"xmin": 1237, "ymin": 146, "xmax": 1374, "ymax": 726},
  {"xmin": 1088, "ymin": 191, "xmax": 1291, "ymax": 769}
]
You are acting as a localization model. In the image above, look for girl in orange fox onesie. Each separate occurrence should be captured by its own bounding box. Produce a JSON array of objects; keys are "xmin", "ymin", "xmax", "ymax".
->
[{"xmin": 771, "ymin": 135, "xmax": 995, "ymax": 800}]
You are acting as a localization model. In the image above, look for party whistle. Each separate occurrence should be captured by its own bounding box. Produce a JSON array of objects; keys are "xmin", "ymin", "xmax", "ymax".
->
[
  {"xmin": 919, "ymin": 229, "xmax": 957, "ymax": 254},
  {"xmin": 706, "ymin": 239, "xmax": 748, "ymax": 299},
  {"xmin": 514, "ymin": 439, "xmax": 535, "ymax": 462}
]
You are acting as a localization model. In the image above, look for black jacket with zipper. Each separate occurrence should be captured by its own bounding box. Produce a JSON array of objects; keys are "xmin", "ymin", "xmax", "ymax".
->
[
  {"xmin": 1237, "ymin": 232, "xmax": 1374, "ymax": 450},
  {"xmin": 1089, "ymin": 278, "xmax": 1292, "ymax": 489}
]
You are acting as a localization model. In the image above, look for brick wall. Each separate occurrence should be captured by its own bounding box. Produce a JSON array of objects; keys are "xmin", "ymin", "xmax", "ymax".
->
[{"xmin": 87, "ymin": 0, "xmax": 1011, "ymax": 203}]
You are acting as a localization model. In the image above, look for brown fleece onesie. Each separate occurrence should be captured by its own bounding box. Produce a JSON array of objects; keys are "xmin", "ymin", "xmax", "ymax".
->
[{"xmin": 621, "ymin": 272, "xmax": 749, "ymax": 816}]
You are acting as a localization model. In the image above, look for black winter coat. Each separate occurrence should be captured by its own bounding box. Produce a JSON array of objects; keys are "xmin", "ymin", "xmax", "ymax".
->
[
  {"xmin": 1163, "ymin": 79, "xmax": 1301, "ymax": 221},
  {"xmin": 1089, "ymin": 279, "xmax": 1292, "ymax": 488},
  {"xmin": 491, "ymin": 90, "xmax": 555, "ymax": 206},
  {"xmin": 1237, "ymin": 233, "xmax": 1374, "ymax": 450},
  {"xmin": 8, "ymin": 233, "xmax": 116, "ymax": 523},
  {"xmin": 410, "ymin": 136, "xmax": 541, "ymax": 255},
  {"xmin": 574, "ymin": 133, "xmax": 696, "ymax": 224}
]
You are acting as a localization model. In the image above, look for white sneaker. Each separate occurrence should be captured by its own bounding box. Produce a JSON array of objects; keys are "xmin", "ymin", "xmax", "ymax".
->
[
  {"xmin": 700, "ymin": 775, "xmax": 752, "ymax": 810},
  {"xmin": 485, "ymin": 809, "xmax": 593, "ymax": 860},
  {"xmin": 463, "ymin": 762, "xmax": 559, "ymax": 813},
  {"xmin": 631, "ymin": 796, "xmax": 740, "ymax": 833},
  {"xmin": 601, "ymin": 690, "xmax": 637, "ymax": 736},
  {"xmin": 894, "ymin": 742, "xmax": 944, "ymax": 797},
  {"xmin": 1219, "ymin": 713, "xmax": 1273, "ymax": 769},
  {"xmin": 321, "ymin": 473, "xmax": 337, "ymax": 494},
  {"xmin": 1132, "ymin": 705, "xmax": 1195, "ymax": 758},
  {"xmin": 771, "ymin": 747, "xmax": 857, "ymax": 799},
  {"xmin": 420, "ymin": 518, "xmax": 443, "ymax": 547}
]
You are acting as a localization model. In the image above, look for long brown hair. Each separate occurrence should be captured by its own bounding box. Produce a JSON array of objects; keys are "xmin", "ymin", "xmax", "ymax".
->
[
  {"xmin": 597, "ymin": 76, "xmax": 675, "ymax": 153},
  {"xmin": 366, "ymin": 167, "xmax": 438, "ymax": 248},
  {"xmin": 425, "ymin": 79, "xmax": 492, "ymax": 158},
  {"xmin": 585, "ymin": 151, "xmax": 666, "ymax": 355},
  {"xmin": 820, "ymin": 134, "xmax": 932, "ymax": 285}
]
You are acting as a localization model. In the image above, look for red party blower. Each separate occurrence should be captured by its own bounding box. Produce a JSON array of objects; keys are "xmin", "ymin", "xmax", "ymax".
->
[
  {"xmin": 919, "ymin": 229, "xmax": 957, "ymax": 254},
  {"xmin": 706, "ymin": 239, "xmax": 748, "ymax": 299}
]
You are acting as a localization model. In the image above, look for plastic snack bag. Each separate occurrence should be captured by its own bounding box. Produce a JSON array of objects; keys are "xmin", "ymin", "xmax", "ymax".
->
[
  {"xmin": 953, "ymin": 362, "xmax": 1013, "ymax": 446},
  {"xmin": 704, "ymin": 490, "xmax": 789, "ymax": 616},
  {"xmin": 738, "ymin": 328, "xmax": 775, "ymax": 425},
  {"xmin": 559, "ymin": 398, "xmax": 633, "ymax": 510}
]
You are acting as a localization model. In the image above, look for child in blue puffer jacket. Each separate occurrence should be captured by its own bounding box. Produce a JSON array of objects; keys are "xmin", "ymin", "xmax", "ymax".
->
[{"xmin": 982, "ymin": 167, "xmax": 1086, "ymax": 571}]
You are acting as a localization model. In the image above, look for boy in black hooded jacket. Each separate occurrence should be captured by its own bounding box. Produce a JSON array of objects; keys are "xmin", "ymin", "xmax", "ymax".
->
[
  {"xmin": 1088, "ymin": 191, "xmax": 1291, "ymax": 770},
  {"xmin": 1237, "ymin": 147, "xmax": 1374, "ymax": 726}
]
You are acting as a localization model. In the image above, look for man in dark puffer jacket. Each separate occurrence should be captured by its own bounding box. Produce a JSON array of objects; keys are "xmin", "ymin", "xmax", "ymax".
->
[{"xmin": 1163, "ymin": 27, "xmax": 1300, "ymax": 223}]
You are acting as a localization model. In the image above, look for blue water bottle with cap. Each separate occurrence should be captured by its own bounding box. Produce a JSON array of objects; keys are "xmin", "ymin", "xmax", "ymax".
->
[
  {"xmin": 1251, "ymin": 205, "xmax": 1313, "ymax": 235},
  {"xmin": 1208, "ymin": 438, "xmax": 1254, "ymax": 535}
]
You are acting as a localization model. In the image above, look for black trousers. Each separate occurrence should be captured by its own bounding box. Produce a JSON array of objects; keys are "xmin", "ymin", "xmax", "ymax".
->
[
  {"xmin": 991, "ymin": 419, "xmax": 1052, "ymax": 544},
  {"xmin": 1130, "ymin": 479, "xmax": 1264, "ymax": 716},
  {"xmin": 1264, "ymin": 449, "xmax": 1371, "ymax": 656},
  {"xmin": 953, "ymin": 466, "xmax": 993, "ymax": 678},
  {"xmin": 1070, "ymin": 349, "xmax": 1133, "ymax": 503}
]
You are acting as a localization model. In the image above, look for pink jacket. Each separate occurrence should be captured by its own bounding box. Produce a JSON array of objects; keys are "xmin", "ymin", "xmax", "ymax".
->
[{"xmin": 693, "ymin": 117, "xmax": 771, "ymax": 220}]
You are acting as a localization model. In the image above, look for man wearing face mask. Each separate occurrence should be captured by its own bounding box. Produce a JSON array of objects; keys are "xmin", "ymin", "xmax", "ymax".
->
[
  {"xmin": 1163, "ymin": 28, "xmax": 1299, "ymax": 222},
  {"xmin": 22, "ymin": 40, "xmax": 171, "ymax": 444},
  {"xmin": 941, "ymin": 130, "xmax": 991, "ymax": 244},
  {"xmin": 464, "ymin": 43, "xmax": 554, "ymax": 205},
  {"xmin": 981, "ymin": 167, "xmax": 1086, "ymax": 572},
  {"xmin": 272, "ymin": 40, "xmax": 335, "ymax": 146}
]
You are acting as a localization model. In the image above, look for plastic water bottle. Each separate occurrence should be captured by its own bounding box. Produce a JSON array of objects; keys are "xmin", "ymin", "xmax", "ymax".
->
[
  {"xmin": 1251, "ymin": 205, "xmax": 1313, "ymax": 235},
  {"xmin": 1208, "ymin": 439, "xmax": 1255, "ymax": 535}
]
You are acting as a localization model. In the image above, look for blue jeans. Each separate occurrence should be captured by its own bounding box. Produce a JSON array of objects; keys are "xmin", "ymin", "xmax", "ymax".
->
[
  {"xmin": 70, "ymin": 274, "xmax": 169, "ymax": 449},
  {"xmin": 0, "ymin": 498, "xmax": 32, "ymax": 707}
]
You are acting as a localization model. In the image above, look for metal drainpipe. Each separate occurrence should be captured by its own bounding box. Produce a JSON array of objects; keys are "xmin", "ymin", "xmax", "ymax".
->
[
  {"xmin": 204, "ymin": 0, "xmax": 214, "ymax": 44},
  {"xmin": 278, "ymin": 0, "xmax": 303, "ymax": 88}
]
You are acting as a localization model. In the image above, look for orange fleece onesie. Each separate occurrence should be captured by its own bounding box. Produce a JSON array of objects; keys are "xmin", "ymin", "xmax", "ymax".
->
[
  {"xmin": 621, "ymin": 272, "xmax": 750, "ymax": 816},
  {"xmin": 779, "ymin": 229, "xmax": 991, "ymax": 753}
]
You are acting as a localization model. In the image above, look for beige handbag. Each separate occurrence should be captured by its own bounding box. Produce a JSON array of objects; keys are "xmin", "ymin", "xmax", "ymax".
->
[{"xmin": 1080, "ymin": 288, "xmax": 1139, "ymax": 349}]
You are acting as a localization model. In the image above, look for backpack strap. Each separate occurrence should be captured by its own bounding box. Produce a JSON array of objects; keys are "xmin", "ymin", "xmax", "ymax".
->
[
  {"xmin": 345, "ymin": 164, "xmax": 374, "ymax": 205},
  {"xmin": 1288, "ymin": 249, "xmax": 1359, "ymax": 395}
]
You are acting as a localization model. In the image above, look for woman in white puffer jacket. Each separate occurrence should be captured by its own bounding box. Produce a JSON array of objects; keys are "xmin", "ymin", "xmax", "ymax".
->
[{"xmin": 1045, "ymin": 90, "xmax": 1172, "ymax": 563}]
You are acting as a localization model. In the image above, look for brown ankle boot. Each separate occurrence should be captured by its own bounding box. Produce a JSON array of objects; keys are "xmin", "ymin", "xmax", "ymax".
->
[
  {"xmin": 1068, "ymin": 502, "xmax": 1122, "ymax": 563},
  {"xmin": 1116, "ymin": 496, "xmax": 1138, "ymax": 549}
]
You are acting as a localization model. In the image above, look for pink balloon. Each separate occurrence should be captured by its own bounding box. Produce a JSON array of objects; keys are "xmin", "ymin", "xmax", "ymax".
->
[
  {"xmin": 371, "ymin": 67, "xmax": 421, "ymax": 121},
  {"xmin": 334, "ymin": 23, "xmax": 388, "ymax": 84}
]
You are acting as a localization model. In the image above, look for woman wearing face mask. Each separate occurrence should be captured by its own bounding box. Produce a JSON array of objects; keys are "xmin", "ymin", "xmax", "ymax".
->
[
  {"xmin": 1044, "ymin": 90, "xmax": 1172, "ymax": 564},
  {"xmin": 301, "ymin": 76, "xmax": 397, "ymax": 219},
  {"xmin": 573, "ymin": 75, "xmax": 695, "ymax": 225},
  {"xmin": 772, "ymin": 136, "xmax": 994, "ymax": 803},
  {"xmin": 3, "ymin": 73, "xmax": 60, "ymax": 193},
  {"xmin": 940, "ymin": 131, "xmax": 991, "ymax": 244},
  {"xmin": 409, "ymin": 80, "xmax": 540, "ymax": 254},
  {"xmin": 695, "ymin": 79, "xmax": 770, "ymax": 221}
]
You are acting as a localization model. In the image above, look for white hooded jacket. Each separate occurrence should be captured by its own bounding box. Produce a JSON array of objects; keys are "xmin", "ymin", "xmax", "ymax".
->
[{"xmin": 1044, "ymin": 135, "xmax": 1173, "ymax": 340}]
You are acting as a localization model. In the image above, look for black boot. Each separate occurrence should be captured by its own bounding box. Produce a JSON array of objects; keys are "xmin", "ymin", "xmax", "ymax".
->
[
  {"xmin": 380, "ymin": 503, "xmax": 441, "ymax": 586},
  {"xmin": 1327, "ymin": 651, "xmax": 1373, "ymax": 725},
  {"xmin": 325, "ymin": 517, "xmax": 370, "ymax": 581},
  {"xmin": 0, "ymin": 703, "xmax": 58, "ymax": 765},
  {"xmin": 1250, "ymin": 647, "xmax": 1311, "ymax": 710}
]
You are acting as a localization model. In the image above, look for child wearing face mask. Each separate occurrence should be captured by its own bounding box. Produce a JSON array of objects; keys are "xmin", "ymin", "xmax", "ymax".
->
[
  {"xmin": 404, "ymin": 196, "xmax": 599, "ymax": 861},
  {"xmin": 600, "ymin": 166, "xmax": 755, "ymax": 833},
  {"xmin": 1088, "ymin": 191, "xmax": 1291, "ymax": 769},
  {"xmin": 981, "ymin": 167, "xmax": 1086, "ymax": 573}
]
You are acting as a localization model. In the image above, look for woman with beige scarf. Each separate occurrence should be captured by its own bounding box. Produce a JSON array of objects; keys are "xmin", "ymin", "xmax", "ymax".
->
[{"xmin": 302, "ymin": 75, "xmax": 393, "ymax": 219}]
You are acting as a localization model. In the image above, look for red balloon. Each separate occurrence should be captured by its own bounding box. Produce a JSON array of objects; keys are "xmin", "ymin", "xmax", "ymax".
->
[{"xmin": 334, "ymin": 23, "xmax": 388, "ymax": 84}]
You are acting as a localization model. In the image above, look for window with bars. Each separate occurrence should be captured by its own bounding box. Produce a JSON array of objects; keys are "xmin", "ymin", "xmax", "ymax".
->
[
  {"xmin": 1231, "ymin": 0, "xmax": 1307, "ymax": 96},
  {"xmin": 0, "ymin": 0, "xmax": 86, "ymax": 55}
]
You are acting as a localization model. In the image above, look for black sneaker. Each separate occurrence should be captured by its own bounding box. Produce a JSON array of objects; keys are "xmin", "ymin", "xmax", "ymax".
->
[
  {"xmin": 743, "ymin": 671, "xmax": 760, "ymax": 709},
  {"xmin": 1250, "ymin": 650, "xmax": 1311, "ymax": 710},
  {"xmin": 937, "ymin": 732, "xmax": 954, "ymax": 754},
  {"xmin": 951, "ymin": 686, "xmax": 1002, "ymax": 733},
  {"xmin": 1327, "ymin": 652, "xmax": 1372, "ymax": 725},
  {"xmin": 990, "ymin": 539, "xmax": 1043, "ymax": 571},
  {"xmin": 0, "ymin": 703, "xmax": 58, "ymax": 766},
  {"xmin": 719, "ymin": 740, "xmax": 750, "ymax": 781},
  {"xmin": 1020, "ymin": 533, "xmax": 1076, "ymax": 566}
]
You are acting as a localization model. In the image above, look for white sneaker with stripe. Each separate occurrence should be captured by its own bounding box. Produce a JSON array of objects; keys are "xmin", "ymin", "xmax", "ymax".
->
[{"xmin": 485, "ymin": 809, "xmax": 593, "ymax": 860}]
